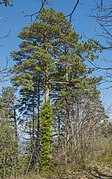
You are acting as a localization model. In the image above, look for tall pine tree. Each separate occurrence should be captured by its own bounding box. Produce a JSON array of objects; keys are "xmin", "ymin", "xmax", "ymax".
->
[{"xmin": 11, "ymin": 8, "xmax": 99, "ymax": 171}]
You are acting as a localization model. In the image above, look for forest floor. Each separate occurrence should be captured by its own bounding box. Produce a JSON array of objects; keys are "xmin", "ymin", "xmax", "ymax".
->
[
  {"xmin": 85, "ymin": 163, "xmax": 112, "ymax": 179},
  {"xmin": 8, "ymin": 163, "xmax": 112, "ymax": 179}
]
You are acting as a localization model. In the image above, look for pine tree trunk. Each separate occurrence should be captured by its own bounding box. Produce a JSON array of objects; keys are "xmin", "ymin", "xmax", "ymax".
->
[{"xmin": 45, "ymin": 67, "xmax": 49, "ymax": 102}]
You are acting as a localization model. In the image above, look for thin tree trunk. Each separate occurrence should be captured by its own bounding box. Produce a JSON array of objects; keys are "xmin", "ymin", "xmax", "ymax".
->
[
  {"xmin": 57, "ymin": 117, "xmax": 61, "ymax": 149},
  {"xmin": 66, "ymin": 65, "xmax": 69, "ymax": 82},
  {"xmin": 36, "ymin": 79, "xmax": 41, "ymax": 171},
  {"xmin": 14, "ymin": 107, "xmax": 18, "ymax": 142},
  {"xmin": 32, "ymin": 95, "xmax": 35, "ymax": 142},
  {"xmin": 13, "ymin": 107, "xmax": 18, "ymax": 163}
]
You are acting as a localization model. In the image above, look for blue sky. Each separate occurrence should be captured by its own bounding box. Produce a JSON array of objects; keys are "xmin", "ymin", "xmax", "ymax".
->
[{"xmin": 0, "ymin": 0, "xmax": 112, "ymax": 113}]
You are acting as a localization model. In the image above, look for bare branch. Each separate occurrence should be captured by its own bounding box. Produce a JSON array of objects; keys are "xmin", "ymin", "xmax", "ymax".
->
[
  {"xmin": 0, "ymin": 0, "xmax": 13, "ymax": 7},
  {"xmin": 0, "ymin": 60, "xmax": 11, "ymax": 82},
  {"xmin": 24, "ymin": 0, "xmax": 48, "ymax": 22},
  {"xmin": 66, "ymin": 0, "xmax": 80, "ymax": 23},
  {"xmin": 24, "ymin": 0, "xmax": 80, "ymax": 23},
  {"xmin": 0, "ymin": 29, "xmax": 11, "ymax": 39}
]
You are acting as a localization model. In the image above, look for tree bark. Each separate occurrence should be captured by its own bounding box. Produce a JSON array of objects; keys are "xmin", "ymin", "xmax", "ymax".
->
[
  {"xmin": 45, "ymin": 67, "xmax": 49, "ymax": 102},
  {"xmin": 13, "ymin": 107, "xmax": 18, "ymax": 165},
  {"xmin": 36, "ymin": 79, "xmax": 41, "ymax": 171},
  {"xmin": 57, "ymin": 117, "xmax": 61, "ymax": 149}
]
